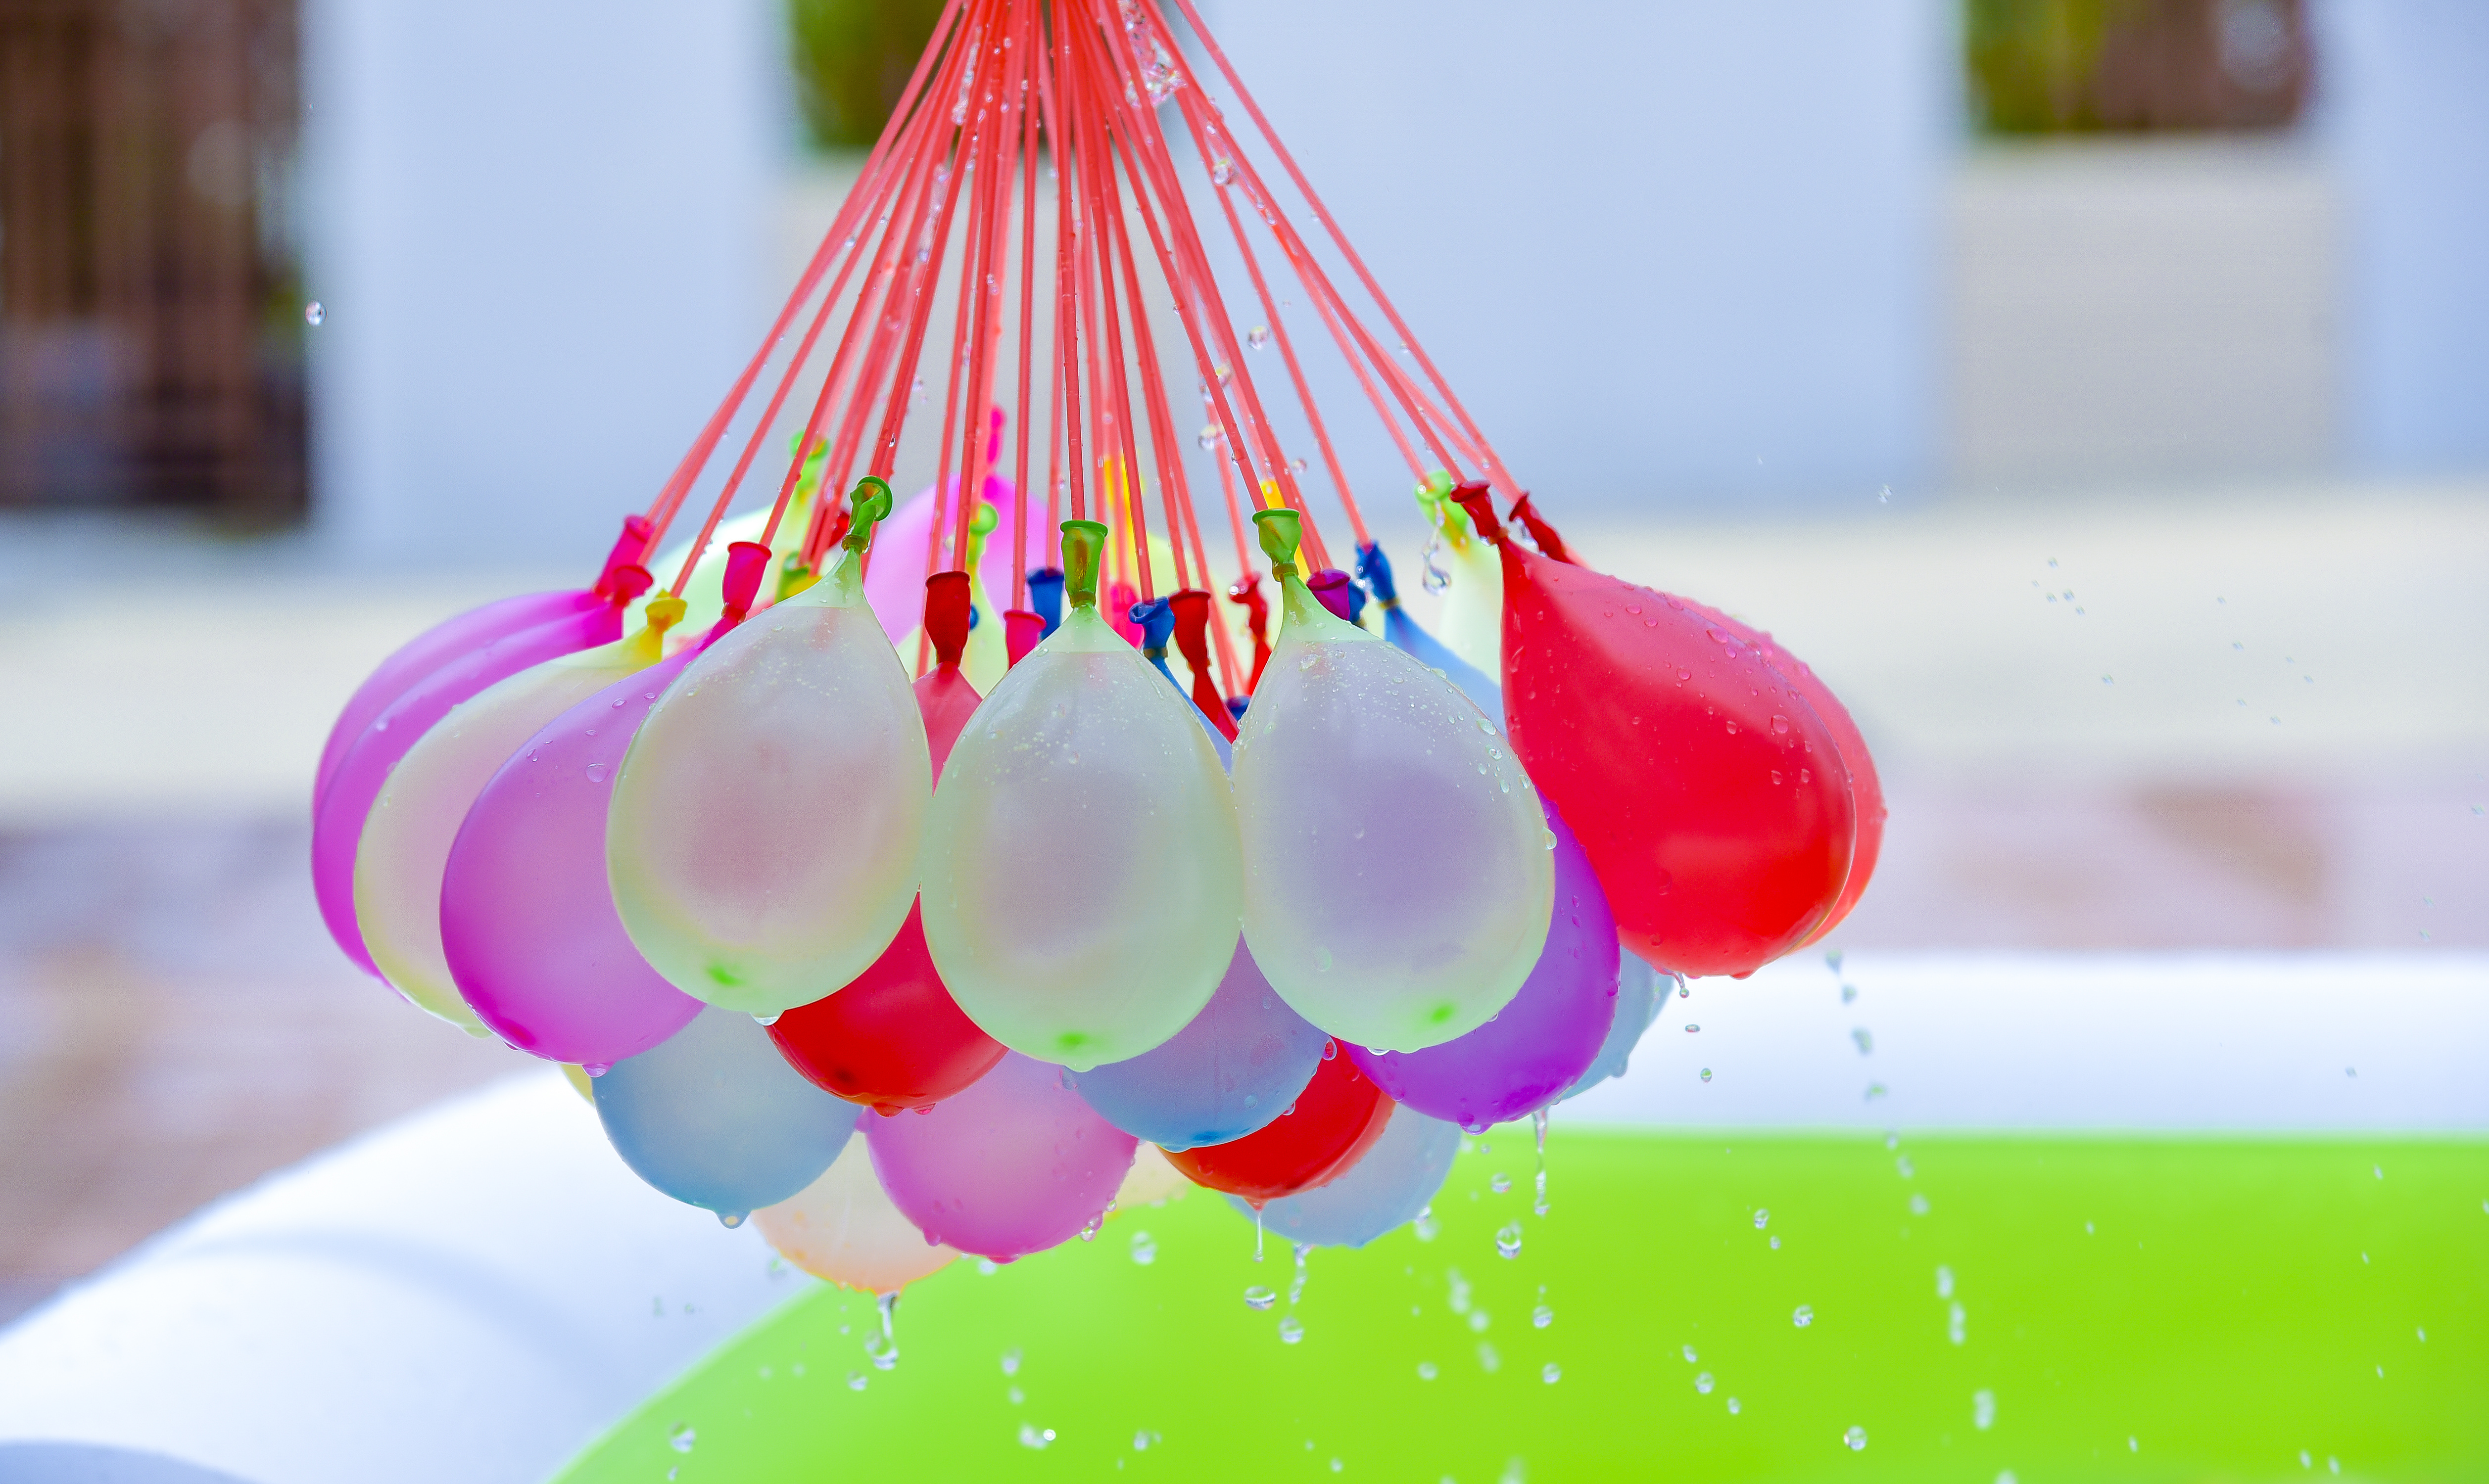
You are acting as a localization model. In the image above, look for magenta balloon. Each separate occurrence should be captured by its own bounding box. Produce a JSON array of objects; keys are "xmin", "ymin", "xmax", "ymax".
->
[
  {"xmin": 1348, "ymin": 797, "xmax": 1619, "ymax": 1131},
  {"xmin": 313, "ymin": 600, "xmax": 624, "ymax": 977},
  {"xmin": 439, "ymin": 647, "xmax": 702, "ymax": 1067},
  {"xmin": 866, "ymin": 1051, "xmax": 1137, "ymax": 1261},
  {"xmin": 313, "ymin": 589, "xmax": 600, "ymax": 816}
]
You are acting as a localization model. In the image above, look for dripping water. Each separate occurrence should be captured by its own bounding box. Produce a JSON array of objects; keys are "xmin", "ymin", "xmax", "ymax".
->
[
  {"xmin": 1532, "ymin": 1108, "xmax": 1550, "ymax": 1216},
  {"xmin": 866, "ymin": 1291, "xmax": 900, "ymax": 1371},
  {"xmin": 1290, "ymin": 1242, "xmax": 1310, "ymax": 1306}
]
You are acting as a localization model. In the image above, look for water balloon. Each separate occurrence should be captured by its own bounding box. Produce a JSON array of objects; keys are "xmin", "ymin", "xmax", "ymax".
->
[
  {"xmin": 1350, "ymin": 795, "xmax": 1619, "ymax": 1130},
  {"xmin": 1232, "ymin": 508, "xmax": 1551, "ymax": 1053},
  {"xmin": 1415, "ymin": 474, "xmax": 1502, "ymax": 677},
  {"xmin": 1451, "ymin": 485, "xmax": 1855, "ymax": 978},
  {"xmin": 866, "ymin": 1051, "xmax": 1138, "ymax": 1260},
  {"xmin": 594, "ymin": 1005, "xmax": 862, "ymax": 1223},
  {"xmin": 610, "ymin": 482, "xmax": 929, "ymax": 1017},
  {"xmin": 1231, "ymin": 1103, "xmax": 1461, "ymax": 1248},
  {"xmin": 922, "ymin": 520, "xmax": 1242, "ymax": 1071},
  {"xmin": 1161, "ymin": 1044, "xmax": 1394, "ymax": 1205},
  {"xmin": 756, "ymin": 1136, "xmax": 958, "ymax": 1296},
  {"xmin": 1358, "ymin": 542, "xmax": 1501, "ymax": 719},
  {"xmin": 1070, "ymin": 940, "xmax": 1325, "ymax": 1149},
  {"xmin": 355, "ymin": 600, "xmax": 682, "ymax": 1032}
]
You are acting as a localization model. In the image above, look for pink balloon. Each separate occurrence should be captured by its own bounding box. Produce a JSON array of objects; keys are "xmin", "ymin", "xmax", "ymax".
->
[
  {"xmin": 440, "ymin": 648, "xmax": 703, "ymax": 1067},
  {"xmin": 313, "ymin": 599, "xmax": 628, "ymax": 977},
  {"xmin": 866, "ymin": 1052, "xmax": 1137, "ymax": 1261},
  {"xmin": 313, "ymin": 588, "xmax": 599, "ymax": 815},
  {"xmin": 861, "ymin": 473, "xmax": 1031, "ymax": 641}
]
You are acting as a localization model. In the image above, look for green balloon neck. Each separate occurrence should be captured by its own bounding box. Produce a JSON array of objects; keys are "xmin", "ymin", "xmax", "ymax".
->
[
  {"xmin": 1060, "ymin": 519, "xmax": 1109, "ymax": 610},
  {"xmin": 803, "ymin": 476, "xmax": 892, "ymax": 610}
]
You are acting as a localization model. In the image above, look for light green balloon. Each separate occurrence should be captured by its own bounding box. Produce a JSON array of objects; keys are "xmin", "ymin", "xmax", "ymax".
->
[
  {"xmin": 921, "ymin": 521, "xmax": 1242, "ymax": 1071},
  {"xmin": 609, "ymin": 496, "xmax": 930, "ymax": 1015},
  {"xmin": 1417, "ymin": 476, "xmax": 1503, "ymax": 677},
  {"xmin": 1232, "ymin": 509, "xmax": 1551, "ymax": 1053}
]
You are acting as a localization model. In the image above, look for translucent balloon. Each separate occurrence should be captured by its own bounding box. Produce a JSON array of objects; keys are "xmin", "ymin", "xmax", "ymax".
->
[
  {"xmin": 355, "ymin": 605, "xmax": 679, "ymax": 1033},
  {"xmin": 440, "ymin": 647, "xmax": 706, "ymax": 1068},
  {"xmin": 1230, "ymin": 1103, "xmax": 1461, "ymax": 1248},
  {"xmin": 1070, "ymin": 940, "xmax": 1325, "ymax": 1150},
  {"xmin": 314, "ymin": 593, "xmax": 637, "ymax": 977},
  {"xmin": 921, "ymin": 520, "xmax": 1241, "ymax": 1071},
  {"xmin": 1231, "ymin": 509, "xmax": 1551, "ymax": 1053},
  {"xmin": 610, "ymin": 484, "xmax": 929, "ymax": 1016},
  {"xmin": 594, "ymin": 1006, "xmax": 862, "ymax": 1224},
  {"xmin": 1450, "ymin": 486, "xmax": 1855, "ymax": 977},
  {"xmin": 866, "ymin": 1051, "xmax": 1138, "ymax": 1260},
  {"xmin": 1563, "ymin": 953, "xmax": 1663, "ymax": 1102},
  {"xmin": 1350, "ymin": 796, "xmax": 1619, "ymax": 1130},
  {"xmin": 767, "ymin": 574, "xmax": 1002, "ymax": 1113},
  {"xmin": 1416, "ymin": 474, "xmax": 1503, "ymax": 678},
  {"xmin": 756, "ymin": 1136, "xmax": 957, "ymax": 1295},
  {"xmin": 1162, "ymin": 1047, "xmax": 1393, "ymax": 1205}
]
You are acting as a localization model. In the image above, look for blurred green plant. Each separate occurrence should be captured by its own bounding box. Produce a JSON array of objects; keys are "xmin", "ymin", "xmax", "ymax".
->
[
  {"xmin": 788, "ymin": 0, "xmax": 950, "ymax": 151},
  {"xmin": 1965, "ymin": 0, "xmax": 2308, "ymax": 135}
]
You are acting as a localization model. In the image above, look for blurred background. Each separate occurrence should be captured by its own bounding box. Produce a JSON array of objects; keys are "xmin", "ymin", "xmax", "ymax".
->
[{"xmin": 0, "ymin": 0, "xmax": 2482, "ymax": 1324}]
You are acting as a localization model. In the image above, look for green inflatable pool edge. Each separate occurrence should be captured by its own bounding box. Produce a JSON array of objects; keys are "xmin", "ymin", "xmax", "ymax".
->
[{"xmin": 557, "ymin": 1128, "xmax": 2489, "ymax": 1482}]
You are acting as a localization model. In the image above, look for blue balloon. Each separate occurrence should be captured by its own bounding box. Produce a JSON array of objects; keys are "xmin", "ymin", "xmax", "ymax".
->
[
  {"xmin": 1562, "ymin": 954, "xmax": 1665, "ymax": 1101},
  {"xmin": 594, "ymin": 1005, "xmax": 862, "ymax": 1223},
  {"xmin": 1230, "ymin": 1103, "xmax": 1462, "ymax": 1248},
  {"xmin": 1358, "ymin": 542, "xmax": 1502, "ymax": 719},
  {"xmin": 1071, "ymin": 940, "xmax": 1324, "ymax": 1150}
]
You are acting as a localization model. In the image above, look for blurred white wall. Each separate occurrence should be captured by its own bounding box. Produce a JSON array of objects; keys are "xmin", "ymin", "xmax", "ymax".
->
[
  {"xmin": 1196, "ymin": 0, "xmax": 1951, "ymax": 514},
  {"xmin": 301, "ymin": 0, "xmax": 783, "ymax": 570},
  {"xmin": 2319, "ymin": 0, "xmax": 2489, "ymax": 474}
]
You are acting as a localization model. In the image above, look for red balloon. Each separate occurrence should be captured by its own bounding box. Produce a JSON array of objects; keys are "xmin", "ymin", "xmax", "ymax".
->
[
  {"xmin": 1453, "ymin": 487, "xmax": 1855, "ymax": 979},
  {"xmin": 766, "ymin": 573, "xmax": 1004, "ymax": 1113},
  {"xmin": 1162, "ymin": 1050, "xmax": 1394, "ymax": 1206},
  {"xmin": 1678, "ymin": 597, "xmax": 1885, "ymax": 948}
]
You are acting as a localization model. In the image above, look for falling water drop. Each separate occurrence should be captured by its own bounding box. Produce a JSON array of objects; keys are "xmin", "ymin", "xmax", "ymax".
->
[
  {"xmin": 865, "ymin": 1292, "xmax": 901, "ymax": 1372},
  {"xmin": 1277, "ymin": 1316, "xmax": 1305, "ymax": 1344},
  {"xmin": 1248, "ymin": 325, "xmax": 1271, "ymax": 349},
  {"xmin": 304, "ymin": 301, "xmax": 325, "ymax": 326},
  {"xmin": 1793, "ymin": 1304, "xmax": 1815, "ymax": 1328},
  {"xmin": 1244, "ymin": 1285, "xmax": 1278, "ymax": 1311},
  {"xmin": 1844, "ymin": 1426, "xmax": 1867, "ymax": 1451},
  {"xmin": 1495, "ymin": 1223, "xmax": 1523, "ymax": 1259}
]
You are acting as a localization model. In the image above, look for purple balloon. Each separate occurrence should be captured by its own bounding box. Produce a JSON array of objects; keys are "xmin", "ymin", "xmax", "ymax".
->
[
  {"xmin": 1349, "ymin": 796, "xmax": 1619, "ymax": 1130},
  {"xmin": 313, "ymin": 588, "xmax": 600, "ymax": 815},
  {"xmin": 440, "ymin": 647, "xmax": 703, "ymax": 1067},
  {"xmin": 868, "ymin": 1052, "xmax": 1138, "ymax": 1261},
  {"xmin": 313, "ymin": 600, "xmax": 623, "ymax": 977}
]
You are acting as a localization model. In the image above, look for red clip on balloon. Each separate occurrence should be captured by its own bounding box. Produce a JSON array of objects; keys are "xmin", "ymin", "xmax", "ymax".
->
[
  {"xmin": 1452, "ymin": 485, "xmax": 1857, "ymax": 978},
  {"xmin": 1162, "ymin": 1048, "xmax": 1394, "ymax": 1206}
]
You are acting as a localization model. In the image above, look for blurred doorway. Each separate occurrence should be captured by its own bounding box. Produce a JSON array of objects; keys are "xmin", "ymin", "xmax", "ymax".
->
[{"xmin": 0, "ymin": 0, "xmax": 304, "ymax": 525}]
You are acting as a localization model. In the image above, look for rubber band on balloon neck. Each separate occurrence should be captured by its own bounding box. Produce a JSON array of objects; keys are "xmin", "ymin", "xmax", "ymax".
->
[{"xmin": 1251, "ymin": 507, "xmax": 1302, "ymax": 582}]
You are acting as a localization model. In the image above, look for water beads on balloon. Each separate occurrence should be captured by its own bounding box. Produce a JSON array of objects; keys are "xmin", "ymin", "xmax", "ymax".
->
[
  {"xmin": 1232, "ymin": 508, "xmax": 1552, "ymax": 1055},
  {"xmin": 609, "ymin": 481, "xmax": 931, "ymax": 1017}
]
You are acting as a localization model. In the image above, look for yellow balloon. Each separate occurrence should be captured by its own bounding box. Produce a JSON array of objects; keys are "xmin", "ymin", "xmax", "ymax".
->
[
  {"xmin": 756, "ymin": 1135, "xmax": 957, "ymax": 1296},
  {"xmin": 355, "ymin": 602, "xmax": 683, "ymax": 1032},
  {"xmin": 609, "ymin": 491, "xmax": 929, "ymax": 1016}
]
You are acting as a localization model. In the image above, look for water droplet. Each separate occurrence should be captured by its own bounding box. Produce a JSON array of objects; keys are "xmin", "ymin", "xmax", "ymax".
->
[
  {"xmin": 1844, "ymin": 1426, "xmax": 1867, "ymax": 1451},
  {"xmin": 583, "ymin": 1062, "xmax": 610, "ymax": 1077},
  {"xmin": 1700, "ymin": 1067, "xmax": 1713, "ymax": 1082},
  {"xmin": 1727, "ymin": 1396, "xmax": 1742, "ymax": 1414},
  {"xmin": 1694, "ymin": 1369, "xmax": 1716, "ymax": 1393},
  {"xmin": 1532, "ymin": 1304, "xmax": 1553, "ymax": 1329},
  {"xmin": 1541, "ymin": 1362, "xmax": 1562, "ymax": 1384},
  {"xmin": 1018, "ymin": 1423, "xmax": 1054, "ymax": 1449},
  {"xmin": 1001, "ymin": 1347, "xmax": 1022, "ymax": 1376},
  {"xmin": 584, "ymin": 762, "xmax": 610, "ymax": 784},
  {"xmin": 1793, "ymin": 1305, "xmax": 1815, "ymax": 1328},
  {"xmin": 1278, "ymin": 1316, "xmax": 1304, "ymax": 1344},
  {"xmin": 669, "ymin": 1424, "xmax": 696, "ymax": 1453},
  {"xmin": 1129, "ymin": 1230, "xmax": 1156, "ymax": 1265},
  {"xmin": 1244, "ymin": 1285, "xmax": 1278, "ymax": 1311},
  {"xmin": 1770, "ymin": 714, "xmax": 1790, "ymax": 734},
  {"xmin": 1973, "ymin": 1388, "xmax": 1996, "ymax": 1429},
  {"xmin": 1754, "ymin": 1208, "xmax": 1770, "ymax": 1229},
  {"xmin": 1684, "ymin": 1023, "xmax": 1700, "ymax": 1034},
  {"xmin": 304, "ymin": 301, "xmax": 325, "ymax": 325},
  {"xmin": 1247, "ymin": 325, "xmax": 1271, "ymax": 349},
  {"xmin": 1490, "ymin": 1172, "xmax": 1511, "ymax": 1194},
  {"xmin": 1495, "ymin": 1223, "xmax": 1523, "ymax": 1259},
  {"xmin": 1417, "ymin": 1360, "xmax": 1438, "ymax": 1380},
  {"xmin": 1682, "ymin": 1345, "xmax": 1699, "ymax": 1363},
  {"xmin": 1134, "ymin": 1430, "xmax": 1160, "ymax": 1451},
  {"xmin": 1936, "ymin": 1265, "xmax": 1955, "ymax": 1298},
  {"xmin": 1911, "ymin": 1193, "xmax": 1930, "ymax": 1215},
  {"xmin": 847, "ymin": 1371, "xmax": 866, "ymax": 1391},
  {"xmin": 1210, "ymin": 156, "xmax": 1234, "ymax": 186},
  {"xmin": 717, "ymin": 1210, "xmax": 745, "ymax": 1228}
]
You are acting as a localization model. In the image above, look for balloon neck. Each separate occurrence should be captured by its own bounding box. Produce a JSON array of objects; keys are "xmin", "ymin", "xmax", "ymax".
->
[
  {"xmin": 624, "ymin": 592, "xmax": 688, "ymax": 663},
  {"xmin": 1059, "ymin": 519, "xmax": 1108, "ymax": 609},
  {"xmin": 593, "ymin": 513, "xmax": 655, "ymax": 597},
  {"xmin": 1355, "ymin": 541, "xmax": 1399, "ymax": 607},
  {"xmin": 1251, "ymin": 506, "xmax": 1303, "ymax": 581},
  {"xmin": 1026, "ymin": 567, "xmax": 1065, "ymax": 635},
  {"xmin": 718, "ymin": 541, "xmax": 771, "ymax": 624},
  {"xmin": 810, "ymin": 476, "xmax": 892, "ymax": 606},
  {"xmin": 1448, "ymin": 480, "xmax": 1503, "ymax": 549},
  {"xmin": 924, "ymin": 571, "xmax": 972, "ymax": 669},
  {"xmin": 963, "ymin": 500, "xmax": 999, "ymax": 574}
]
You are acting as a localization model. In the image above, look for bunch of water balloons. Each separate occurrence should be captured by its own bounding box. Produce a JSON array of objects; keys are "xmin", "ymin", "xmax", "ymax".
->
[{"xmin": 310, "ymin": 0, "xmax": 1883, "ymax": 1301}]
